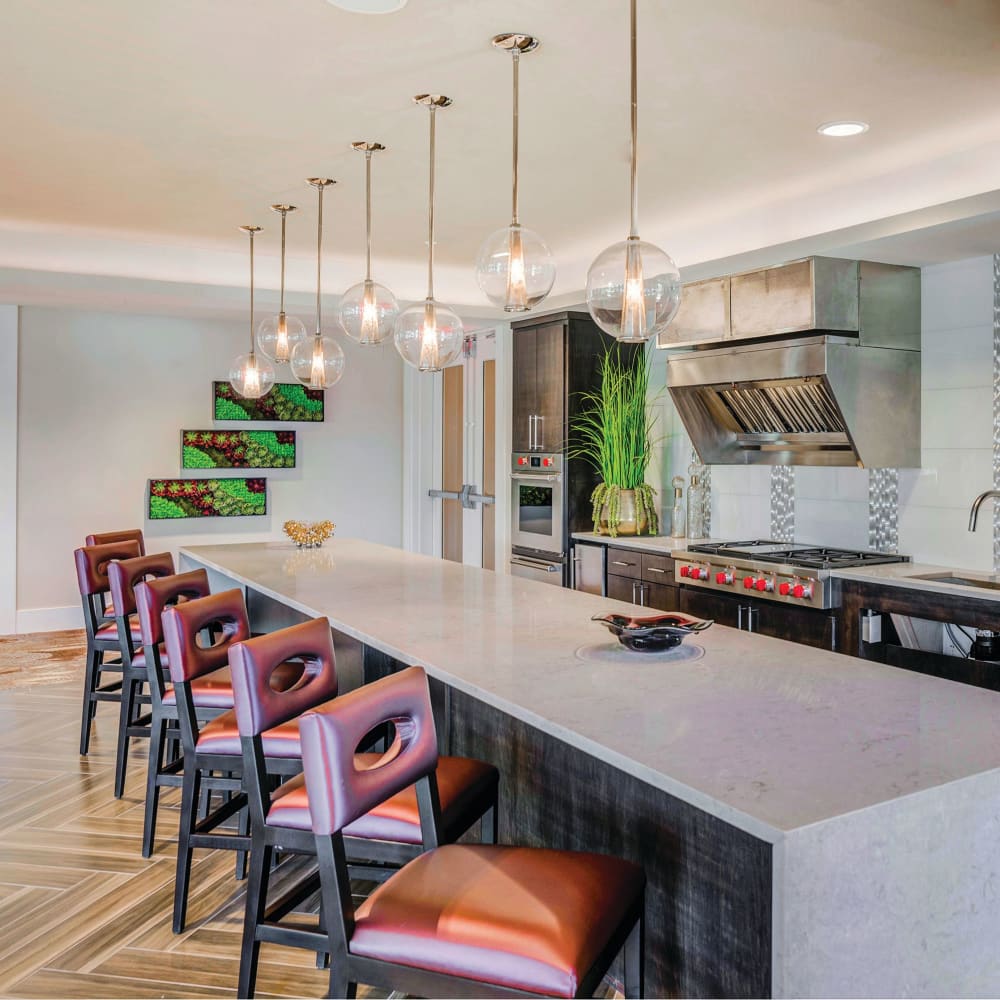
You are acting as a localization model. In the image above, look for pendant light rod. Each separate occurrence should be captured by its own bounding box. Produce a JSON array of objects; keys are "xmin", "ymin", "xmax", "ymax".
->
[
  {"xmin": 351, "ymin": 141, "xmax": 385, "ymax": 282},
  {"xmin": 239, "ymin": 225, "xmax": 262, "ymax": 355},
  {"xmin": 629, "ymin": 0, "xmax": 639, "ymax": 239},
  {"xmin": 491, "ymin": 34, "xmax": 539, "ymax": 227},
  {"xmin": 307, "ymin": 179, "xmax": 335, "ymax": 336},
  {"xmin": 269, "ymin": 204, "xmax": 296, "ymax": 315},
  {"xmin": 413, "ymin": 95, "xmax": 452, "ymax": 301}
]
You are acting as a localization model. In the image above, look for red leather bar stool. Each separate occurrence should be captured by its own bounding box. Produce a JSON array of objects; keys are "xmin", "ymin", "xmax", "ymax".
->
[
  {"xmin": 226, "ymin": 618, "xmax": 499, "ymax": 998},
  {"xmin": 134, "ymin": 569, "xmax": 236, "ymax": 858},
  {"xmin": 85, "ymin": 530, "xmax": 146, "ymax": 620},
  {"xmin": 107, "ymin": 552, "xmax": 176, "ymax": 799},
  {"xmin": 74, "ymin": 540, "xmax": 141, "ymax": 756},
  {"xmin": 300, "ymin": 666, "xmax": 646, "ymax": 1000},
  {"xmin": 160, "ymin": 589, "xmax": 305, "ymax": 933}
]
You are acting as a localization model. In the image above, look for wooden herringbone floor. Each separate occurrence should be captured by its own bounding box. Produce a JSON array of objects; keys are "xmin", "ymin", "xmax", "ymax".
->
[{"xmin": 0, "ymin": 645, "xmax": 388, "ymax": 1000}]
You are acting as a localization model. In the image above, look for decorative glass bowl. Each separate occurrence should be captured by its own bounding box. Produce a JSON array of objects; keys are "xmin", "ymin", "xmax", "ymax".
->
[
  {"xmin": 591, "ymin": 611, "xmax": 713, "ymax": 652},
  {"xmin": 283, "ymin": 520, "xmax": 335, "ymax": 549}
]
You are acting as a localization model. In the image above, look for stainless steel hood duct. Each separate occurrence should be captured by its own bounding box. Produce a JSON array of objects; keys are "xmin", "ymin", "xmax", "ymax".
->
[{"xmin": 664, "ymin": 258, "xmax": 921, "ymax": 468}]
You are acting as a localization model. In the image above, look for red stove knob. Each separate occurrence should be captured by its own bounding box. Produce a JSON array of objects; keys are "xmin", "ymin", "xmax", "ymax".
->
[
  {"xmin": 778, "ymin": 581, "xmax": 792, "ymax": 596},
  {"xmin": 693, "ymin": 567, "xmax": 707, "ymax": 581},
  {"xmin": 542, "ymin": 457, "xmax": 553, "ymax": 467},
  {"xmin": 793, "ymin": 583, "xmax": 811, "ymax": 599},
  {"xmin": 743, "ymin": 576, "xmax": 755, "ymax": 589},
  {"xmin": 715, "ymin": 571, "xmax": 731, "ymax": 585},
  {"xmin": 680, "ymin": 565, "xmax": 691, "ymax": 578},
  {"xmin": 755, "ymin": 578, "xmax": 772, "ymax": 592}
]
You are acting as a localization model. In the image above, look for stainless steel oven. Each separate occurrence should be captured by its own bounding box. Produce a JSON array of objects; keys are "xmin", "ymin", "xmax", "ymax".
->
[
  {"xmin": 510, "ymin": 453, "xmax": 563, "ymax": 556},
  {"xmin": 509, "ymin": 551, "xmax": 565, "ymax": 586}
]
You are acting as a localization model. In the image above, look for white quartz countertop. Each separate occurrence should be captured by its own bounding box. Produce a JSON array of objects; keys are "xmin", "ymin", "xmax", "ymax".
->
[
  {"xmin": 571, "ymin": 532, "xmax": 699, "ymax": 555},
  {"xmin": 181, "ymin": 540, "xmax": 1000, "ymax": 843},
  {"xmin": 832, "ymin": 561, "xmax": 1000, "ymax": 604}
]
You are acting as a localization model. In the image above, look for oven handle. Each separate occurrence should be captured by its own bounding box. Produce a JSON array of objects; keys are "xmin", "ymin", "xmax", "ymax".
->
[
  {"xmin": 510, "ymin": 473, "xmax": 562, "ymax": 482},
  {"xmin": 510, "ymin": 555, "xmax": 562, "ymax": 573}
]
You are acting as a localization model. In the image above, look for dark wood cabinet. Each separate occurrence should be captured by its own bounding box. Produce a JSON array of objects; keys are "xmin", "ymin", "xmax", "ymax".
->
[
  {"xmin": 511, "ymin": 327, "xmax": 538, "ymax": 453},
  {"xmin": 841, "ymin": 578, "xmax": 1000, "ymax": 691},
  {"xmin": 607, "ymin": 546, "xmax": 680, "ymax": 612},
  {"xmin": 681, "ymin": 587, "xmax": 840, "ymax": 651}
]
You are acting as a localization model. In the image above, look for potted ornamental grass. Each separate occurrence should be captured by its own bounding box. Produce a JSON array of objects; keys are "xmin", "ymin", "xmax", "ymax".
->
[{"xmin": 570, "ymin": 347, "xmax": 660, "ymax": 537}]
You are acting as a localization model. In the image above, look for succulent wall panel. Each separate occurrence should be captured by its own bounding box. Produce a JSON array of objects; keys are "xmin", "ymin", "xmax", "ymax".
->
[
  {"xmin": 182, "ymin": 430, "xmax": 296, "ymax": 469},
  {"xmin": 213, "ymin": 382, "xmax": 324, "ymax": 422},
  {"xmin": 148, "ymin": 478, "xmax": 267, "ymax": 519}
]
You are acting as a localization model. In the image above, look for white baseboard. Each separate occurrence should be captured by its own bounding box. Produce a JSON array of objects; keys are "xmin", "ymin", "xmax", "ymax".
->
[{"xmin": 15, "ymin": 605, "xmax": 84, "ymax": 634}]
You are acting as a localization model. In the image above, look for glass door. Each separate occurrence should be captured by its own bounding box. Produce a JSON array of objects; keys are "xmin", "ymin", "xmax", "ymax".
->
[{"xmin": 430, "ymin": 331, "xmax": 497, "ymax": 569}]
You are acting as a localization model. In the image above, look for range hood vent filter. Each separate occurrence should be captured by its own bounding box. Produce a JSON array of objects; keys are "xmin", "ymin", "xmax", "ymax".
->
[{"xmin": 718, "ymin": 379, "xmax": 846, "ymax": 436}]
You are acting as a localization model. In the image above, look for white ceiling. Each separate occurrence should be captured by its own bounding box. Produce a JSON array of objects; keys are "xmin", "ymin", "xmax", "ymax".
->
[{"xmin": 1, "ymin": 0, "xmax": 999, "ymax": 314}]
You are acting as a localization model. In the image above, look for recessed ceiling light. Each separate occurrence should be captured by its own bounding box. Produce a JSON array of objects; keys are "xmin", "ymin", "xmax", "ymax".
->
[
  {"xmin": 817, "ymin": 120, "xmax": 869, "ymax": 137},
  {"xmin": 325, "ymin": 0, "xmax": 408, "ymax": 11}
]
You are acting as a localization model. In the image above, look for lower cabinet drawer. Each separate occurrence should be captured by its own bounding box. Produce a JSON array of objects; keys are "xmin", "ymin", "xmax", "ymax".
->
[
  {"xmin": 608, "ymin": 573, "xmax": 679, "ymax": 611},
  {"xmin": 606, "ymin": 548, "xmax": 641, "ymax": 580}
]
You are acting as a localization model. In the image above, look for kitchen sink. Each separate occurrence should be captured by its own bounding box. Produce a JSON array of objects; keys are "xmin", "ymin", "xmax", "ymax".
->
[{"xmin": 912, "ymin": 572, "xmax": 1000, "ymax": 591}]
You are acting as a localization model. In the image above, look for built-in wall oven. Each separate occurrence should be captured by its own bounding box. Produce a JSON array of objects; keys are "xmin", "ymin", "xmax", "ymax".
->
[{"xmin": 510, "ymin": 453, "xmax": 565, "ymax": 586}]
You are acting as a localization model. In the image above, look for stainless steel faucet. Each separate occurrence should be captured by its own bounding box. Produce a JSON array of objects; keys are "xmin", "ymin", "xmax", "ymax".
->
[{"xmin": 969, "ymin": 491, "xmax": 1000, "ymax": 531}]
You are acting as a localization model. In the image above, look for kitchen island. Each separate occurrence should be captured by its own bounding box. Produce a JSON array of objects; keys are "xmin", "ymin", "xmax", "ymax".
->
[{"xmin": 181, "ymin": 540, "xmax": 1000, "ymax": 999}]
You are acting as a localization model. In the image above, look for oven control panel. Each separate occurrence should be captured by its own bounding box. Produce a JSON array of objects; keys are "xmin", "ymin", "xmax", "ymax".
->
[
  {"xmin": 674, "ymin": 559, "xmax": 830, "ymax": 609},
  {"xmin": 512, "ymin": 453, "xmax": 561, "ymax": 473}
]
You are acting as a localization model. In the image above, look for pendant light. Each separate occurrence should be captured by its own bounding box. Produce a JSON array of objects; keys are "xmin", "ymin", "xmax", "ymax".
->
[
  {"xmin": 290, "ymin": 179, "xmax": 346, "ymax": 389},
  {"xmin": 394, "ymin": 95, "xmax": 464, "ymax": 372},
  {"xmin": 229, "ymin": 225, "xmax": 276, "ymax": 399},
  {"xmin": 585, "ymin": 0, "xmax": 680, "ymax": 342},
  {"xmin": 475, "ymin": 33, "xmax": 555, "ymax": 312},
  {"xmin": 257, "ymin": 205, "xmax": 307, "ymax": 364},
  {"xmin": 339, "ymin": 142, "xmax": 399, "ymax": 345}
]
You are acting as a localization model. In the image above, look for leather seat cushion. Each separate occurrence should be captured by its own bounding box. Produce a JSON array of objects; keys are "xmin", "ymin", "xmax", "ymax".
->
[
  {"xmin": 196, "ymin": 705, "xmax": 303, "ymax": 759},
  {"xmin": 349, "ymin": 844, "xmax": 644, "ymax": 998},
  {"xmin": 267, "ymin": 756, "xmax": 498, "ymax": 845},
  {"xmin": 169, "ymin": 660, "xmax": 303, "ymax": 713},
  {"xmin": 96, "ymin": 618, "xmax": 142, "ymax": 641},
  {"xmin": 130, "ymin": 644, "xmax": 169, "ymax": 670}
]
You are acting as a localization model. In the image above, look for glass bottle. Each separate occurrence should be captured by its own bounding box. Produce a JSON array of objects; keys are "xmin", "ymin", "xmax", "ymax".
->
[
  {"xmin": 687, "ymin": 474, "xmax": 706, "ymax": 540},
  {"xmin": 670, "ymin": 476, "xmax": 686, "ymax": 538}
]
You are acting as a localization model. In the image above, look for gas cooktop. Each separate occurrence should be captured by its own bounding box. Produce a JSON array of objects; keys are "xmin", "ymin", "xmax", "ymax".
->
[
  {"xmin": 686, "ymin": 540, "xmax": 907, "ymax": 570},
  {"xmin": 678, "ymin": 540, "xmax": 909, "ymax": 608}
]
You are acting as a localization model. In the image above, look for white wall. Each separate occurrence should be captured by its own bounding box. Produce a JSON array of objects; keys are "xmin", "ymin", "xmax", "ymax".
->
[
  {"xmin": 0, "ymin": 306, "xmax": 17, "ymax": 635},
  {"xmin": 14, "ymin": 305, "xmax": 403, "ymax": 630},
  {"xmin": 659, "ymin": 254, "xmax": 997, "ymax": 566}
]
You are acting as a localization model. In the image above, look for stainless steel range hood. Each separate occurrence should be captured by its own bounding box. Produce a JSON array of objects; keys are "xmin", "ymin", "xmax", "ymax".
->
[{"xmin": 664, "ymin": 258, "xmax": 921, "ymax": 468}]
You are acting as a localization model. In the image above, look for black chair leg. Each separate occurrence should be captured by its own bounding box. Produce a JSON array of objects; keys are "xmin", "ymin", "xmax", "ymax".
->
[
  {"xmin": 79, "ymin": 648, "xmax": 101, "ymax": 755},
  {"xmin": 235, "ymin": 802, "xmax": 250, "ymax": 880},
  {"xmin": 173, "ymin": 757, "xmax": 202, "ymax": 934},
  {"xmin": 142, "ymin": 715, "xmax": 166, "ymax": 858},
  {"xmin": 623, "ymin": 909, "xmax": 644, "ymax": 1000},
  {"xmin": 114, "ymin": 674, "xmax": 139, "ymax": 798},
  {"xmin": 238, "ymin": 839, "xmax": 273, "ymax": 999}
]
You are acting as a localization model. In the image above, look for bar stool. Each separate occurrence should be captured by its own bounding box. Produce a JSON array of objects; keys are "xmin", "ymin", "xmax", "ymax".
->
[
  {"xmin": 134, "ymin": 569, "xmax": 233, "ymax": 858},
  {"xmin": 74, "ymin": 540, "xmax": 141, "ymax": 755},
  {"xmin": 107, "ymin": 552, "xmax": 176, "ymax": 798},
  {"xmin": 85, "ymin": 530, "xmax": 146, "ymax": 620},
  {"xmin": 160, "ymin": 589, "xmax": 305, "ymax": 933},
  {"xmin": 300, "ymin": 666, "xmax": 646, "ymax": 1000},
  {"xmin": 226, "ymin": 618, "xmax": 499, "ymax": 998}
]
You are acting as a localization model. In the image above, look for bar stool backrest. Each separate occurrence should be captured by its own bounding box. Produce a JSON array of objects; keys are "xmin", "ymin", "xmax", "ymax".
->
[
  {"xmin": 161, "ymin": 588, "xmax": 249, "ymax": 684},
  {"xmin": 300, "ymin": 666, "xmax": 439, "ymax": 837},
  {"xmin": 74, "ymin": 540, "xmax": 142, "ymax": 637},
  {"xmin": 229, "ymin": 617, "xmax": 337, "ymax": 738},
  {"xmin": 108, "ymin": 553, "xmax": 176, "ymax": 622},
  {"xmin": 135, "ymin": 569, "xmax": 211, "ymax": 649},
  {"xmin": 86, "ymin": 529, "xmax": 146, "ymax": 557}
]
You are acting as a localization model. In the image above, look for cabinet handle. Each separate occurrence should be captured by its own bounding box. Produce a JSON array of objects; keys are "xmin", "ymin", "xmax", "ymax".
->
[
  {"xmin": 827, "ymin": 615, "xmax": 838, "ymax": 652},
  {"xmin": 611, "ymin": 560, "xmax": 636, "ymax": 568},
  {"xmin": 646, "ymin": 566, "xmax": 667, "ymax": 574},
  {"xmin": 738, "ymin": 605, "xmax": 745, "ymax": 630},
  {"xmin": 747, "ymin": 607, "xmax": 759, "ymax": 634}
]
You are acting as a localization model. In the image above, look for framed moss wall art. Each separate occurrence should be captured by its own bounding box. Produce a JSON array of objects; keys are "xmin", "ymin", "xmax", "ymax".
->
[
  {"xmin": 182, "ymin": 430, "xmax": 296, "ymax": 469},
  {"xmin": 213, "ymin": 381, "xmax": 324, "ymax": 422},
  {"xmin": 148, "ymin": 478, "xmax": 267, "ymax": 519}
]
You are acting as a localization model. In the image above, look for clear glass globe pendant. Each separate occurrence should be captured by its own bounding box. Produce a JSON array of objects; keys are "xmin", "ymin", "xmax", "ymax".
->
[
  {"xmin": 394, "ymin": 96, "xmax": 464, "ymax": 373},
  {"xmin": 475, "ymin": 34, "xmax": 555, "ymax": 313},
  {"xmin": 257, "ymin": 206, "xmax": 308, "ymax": 363},
  {"xmin": 586, "ymin": 0, "xmax": 680, "ymax": 342},
  {"xmin": 291, "ymin": 178, "xmax": 346, "ymax": 389},
  {"xmin": 230, "ymin": 225, "xmax": 276, "ymax": 399},
  {"xmin": 340, "ymin": 143, "xmax": 399, "ymax": 345}
]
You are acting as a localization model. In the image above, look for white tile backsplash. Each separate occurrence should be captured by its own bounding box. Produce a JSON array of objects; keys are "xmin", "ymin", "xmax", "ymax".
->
[{"xmin": 659, "ymin": 255, "xmax": 997, "ymax": 567}]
